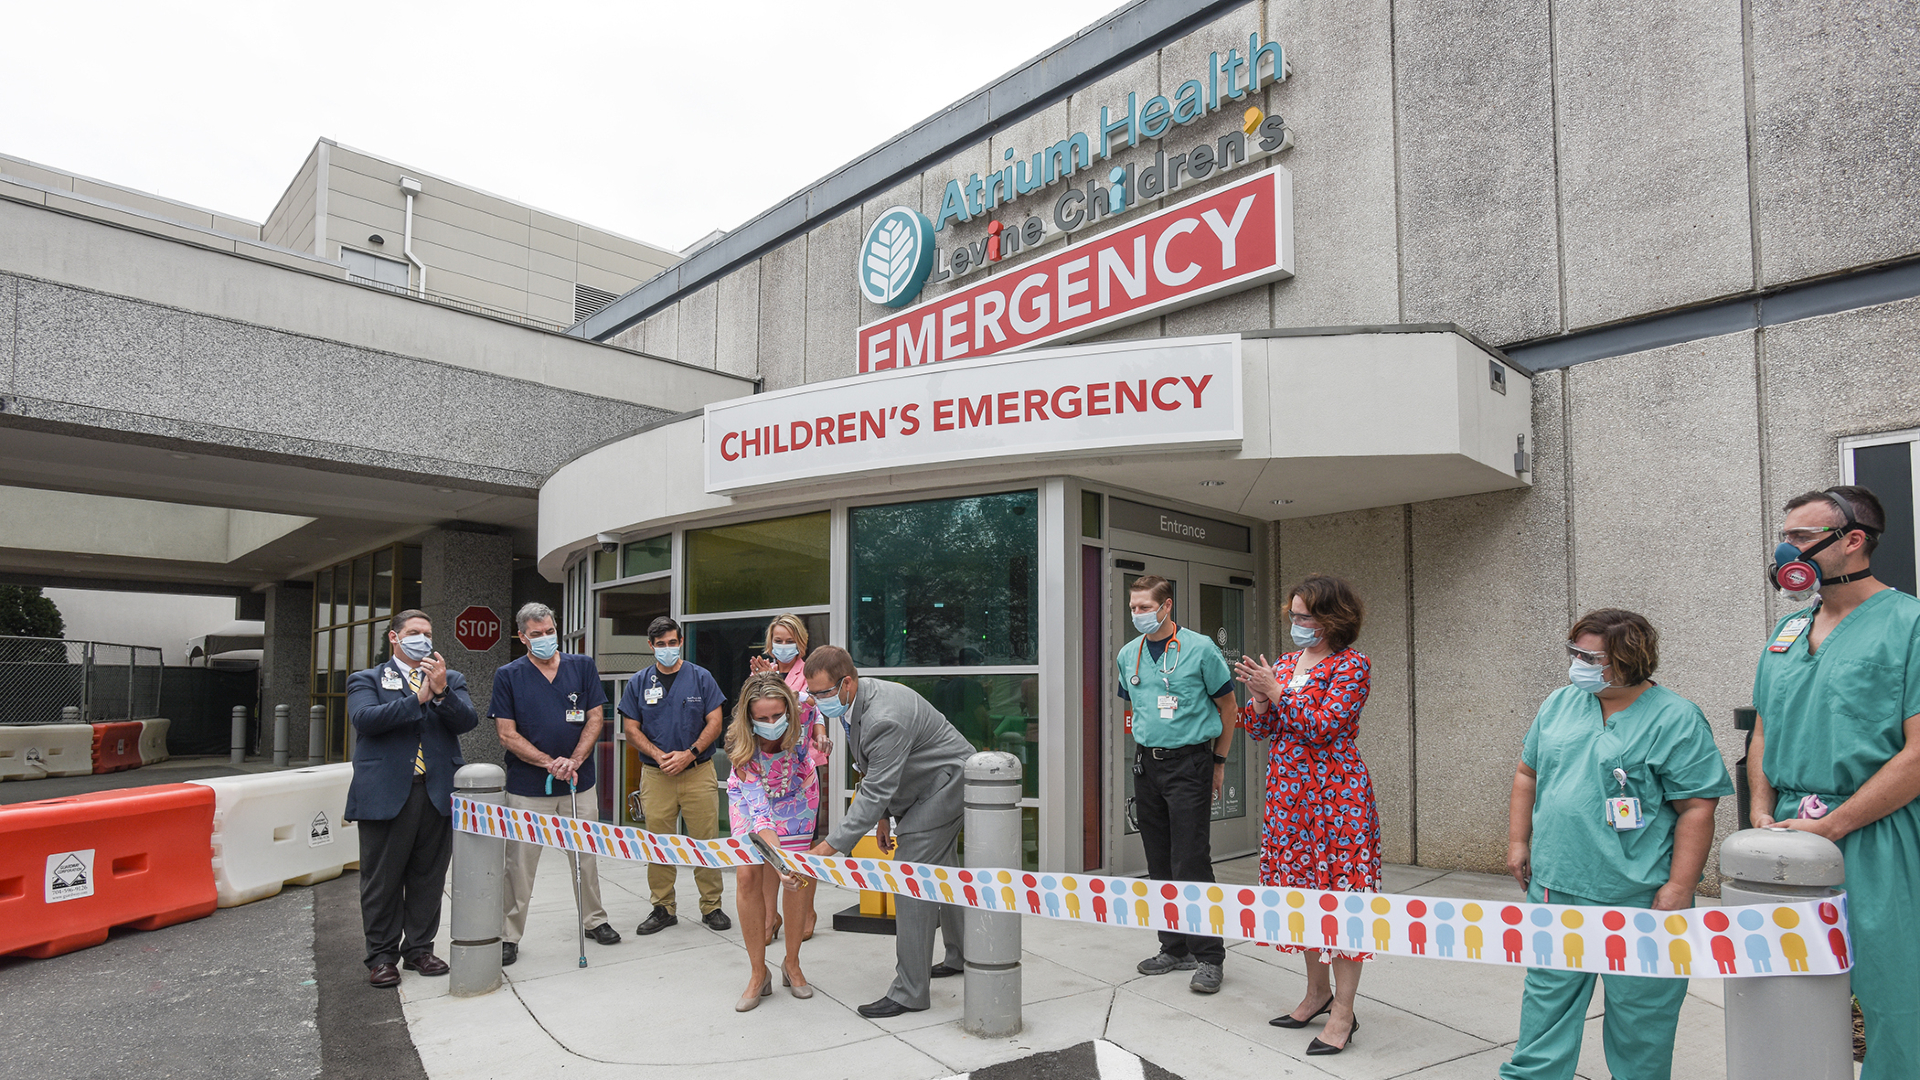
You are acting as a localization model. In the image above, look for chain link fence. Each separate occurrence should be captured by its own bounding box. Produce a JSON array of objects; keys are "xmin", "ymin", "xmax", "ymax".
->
[{"xmin": 0, "ymin": 636, "xmax": 164, "ymax": 724}]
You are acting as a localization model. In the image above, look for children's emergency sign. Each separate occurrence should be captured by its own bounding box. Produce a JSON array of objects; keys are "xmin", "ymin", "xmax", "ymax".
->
[
  {"xmin": 856, "ymin": 167, "xmax": 1292, "ymax": 373},
  {"xmin": 704, "ymin": 336, "xmax": 1243, "ymax": 494}
]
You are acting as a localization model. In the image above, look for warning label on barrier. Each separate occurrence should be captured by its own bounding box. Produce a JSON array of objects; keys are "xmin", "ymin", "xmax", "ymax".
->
[
  {"xmin": 309, "ymin": 812, "xmax": 333, "ymax": 848},
  {"xmin": 46, "ymin": 850, "xmax": 94, "ymax": 902}
]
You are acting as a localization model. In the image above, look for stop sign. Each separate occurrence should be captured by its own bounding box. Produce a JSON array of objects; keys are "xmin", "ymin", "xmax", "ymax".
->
[{"xmin": 452, "ymin": 605, "xmax": 502, "ymax": 652}]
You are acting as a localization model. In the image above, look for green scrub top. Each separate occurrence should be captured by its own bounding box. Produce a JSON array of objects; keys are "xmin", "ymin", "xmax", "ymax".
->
[
  {"xmin": 1116, "ymin": 626, "xmax": 1234, "ymax": 749},
  {"xmin": 1522, "ymin": 684, "xmax": 1733, "ymax": 903},
  {"xmin": 1753, "ymin": 589, "xmax": 1920, "ymax": 803}
]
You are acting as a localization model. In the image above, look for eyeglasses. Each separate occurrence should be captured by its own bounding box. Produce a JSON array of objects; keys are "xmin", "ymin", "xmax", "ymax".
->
[{"xmin": 1565, "ymin": 642, "xmax": 1607, "ymax": 665}]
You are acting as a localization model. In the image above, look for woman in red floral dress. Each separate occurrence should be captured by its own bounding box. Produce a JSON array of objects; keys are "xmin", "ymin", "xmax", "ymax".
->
[{"xmin": 1234, "ymin": 573, "xmax": 1380, "ymax": 1057}]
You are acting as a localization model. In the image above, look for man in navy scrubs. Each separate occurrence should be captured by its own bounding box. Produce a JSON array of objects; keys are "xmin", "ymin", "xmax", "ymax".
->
[
  {"xmin": 620, "ymin": 616, "xmax": 731, "ymax": 934},
  {"xmin": 491, "ymin": 602, "xmax": 619, "ymax": 965}
]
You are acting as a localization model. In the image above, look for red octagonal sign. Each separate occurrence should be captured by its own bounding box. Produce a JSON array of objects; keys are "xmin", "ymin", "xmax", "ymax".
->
[{"xmin": 453, "ymin": 605, "xmax": 501, "ymax": 652}]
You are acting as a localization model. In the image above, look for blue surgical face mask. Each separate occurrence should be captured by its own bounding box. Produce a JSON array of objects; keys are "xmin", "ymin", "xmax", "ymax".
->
[
  {"xmin": 1568, "ymin": 658, "xmax": 1611, "ymax": 694},
  {"xmin": 1290, "ymin": 623, "xmax": 1322, "ymax": 648},
  {"xmin": 752, "ymin": 714, "xmax": 790, "ymax": 740},
  {"xmin": 811, "ymin": 682, "xmax": 850, "ymax": 720},
  {"xmin": 527, "ymin": 633, "xmax": 559, "ymax": 660},
  {"xmin": 654, "ymin": 645, "xmax": 682, "ymax": 668},
  {"xmin": 398, "ymin": 634, "xmax": 432, "ymax": 661},
  {"xmin": 1131, "ymin": 605, "xmax": 1164, "ymax": 636},
  {"xmin": 770, "ymin": 643, "xmax": 800, "ymax": 664}
]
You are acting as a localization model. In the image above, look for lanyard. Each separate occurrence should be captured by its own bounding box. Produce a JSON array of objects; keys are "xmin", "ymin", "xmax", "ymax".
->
[{"xmin": 1131, "ymin": 631, "xmax": 1181, "ymax": 688}]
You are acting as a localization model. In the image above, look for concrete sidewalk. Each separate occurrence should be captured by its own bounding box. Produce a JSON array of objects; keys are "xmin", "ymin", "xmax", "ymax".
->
[{"xmin": 398, "ymin": 855, "xmax": 1737, "ymax": 1080}]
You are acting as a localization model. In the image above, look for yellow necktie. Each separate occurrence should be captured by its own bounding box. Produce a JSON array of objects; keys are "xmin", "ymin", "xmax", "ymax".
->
[{"xmin": 408, "ymin": 666, "xmax": 426, "ymax": 776}]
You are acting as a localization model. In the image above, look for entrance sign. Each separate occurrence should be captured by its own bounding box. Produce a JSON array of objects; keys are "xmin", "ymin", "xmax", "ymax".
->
[
  {"xmin": 705, "ymin": 336, "xmax": 1243, "ymax": 495},
  {"xmin": 856, "ymin": 168, "xmax": 1291, "ymax": 373},
  {"xmin": 1109, "ymin": 498, "xmax": 1251, "ymax": 553},
  {"xmin": 453, "ymin": 606, "xmax": 501, "ymax": 652}
]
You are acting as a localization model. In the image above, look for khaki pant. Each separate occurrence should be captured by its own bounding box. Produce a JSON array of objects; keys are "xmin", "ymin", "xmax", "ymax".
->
[
  {"xmin": 503, "ymin": 785, "xmax": 608, "ymax": 944},
  {"xmin": 640, "ymin": 760, "xmax": 724, "ymax": 914}
]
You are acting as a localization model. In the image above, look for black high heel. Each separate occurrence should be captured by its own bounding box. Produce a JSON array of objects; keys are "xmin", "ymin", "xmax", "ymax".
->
[
  {"xmin": 1306, "ymin": 1017, "xmax": 1358, "ymax": 1055},
  {"xmin": 1269, "ymin": 996, "xmax": 1333, "ymax": 1028}
]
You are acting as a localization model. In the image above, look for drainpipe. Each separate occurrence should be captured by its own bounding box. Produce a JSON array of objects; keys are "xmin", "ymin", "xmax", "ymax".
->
[{"xmin": 400, "ymin": 176, "xmax": 428, "ymax": 296}]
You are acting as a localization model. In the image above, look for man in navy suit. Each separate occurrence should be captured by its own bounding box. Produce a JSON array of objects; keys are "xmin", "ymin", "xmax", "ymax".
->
[{"xmin": 346, "ymin": 608, "xmax": 479, "ymax": 988}]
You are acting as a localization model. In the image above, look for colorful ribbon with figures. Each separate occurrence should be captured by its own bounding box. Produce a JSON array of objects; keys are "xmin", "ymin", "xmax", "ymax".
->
[{"xmin": 451, "ymin": 797, "xmax": 1850, "ymax": 980}]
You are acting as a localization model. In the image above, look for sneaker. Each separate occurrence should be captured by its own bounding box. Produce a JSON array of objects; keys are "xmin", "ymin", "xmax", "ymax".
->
[
  {"xmin": 635, "ymin": 906, "xmax": 678, "ymax": 935},
  {"xmin": 1190, "ymin": 962, "xmax": 1223, "ymax": 994},
  {"xmin": 1137, "ymin": 950, "xmax": 1198, "ymax": 975},
  {"xmin": 702, "ymin": 908, "xmax": 734, "ymax": 932}
]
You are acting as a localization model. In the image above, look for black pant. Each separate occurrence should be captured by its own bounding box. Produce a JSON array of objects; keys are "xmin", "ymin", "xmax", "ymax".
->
[
  {"xmin": 1135, "ymin": 745, "xmax": 1224, "ymax": 966},
  {"xmin": 356, "ymin": 781, "xmax": 452, "ymax": 968}
]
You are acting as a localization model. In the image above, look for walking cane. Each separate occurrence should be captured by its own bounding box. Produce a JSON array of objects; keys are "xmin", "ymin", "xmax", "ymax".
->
[{"xmin": 569, "ymin": 775, "xmax": 587, "ymax": 969}]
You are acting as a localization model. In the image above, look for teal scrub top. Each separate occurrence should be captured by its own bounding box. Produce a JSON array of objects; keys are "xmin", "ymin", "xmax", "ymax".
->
[
  {"xmin": 1754, "ymin": 588, "xmax": 1920, "ymax": 805},
  {"xmin": 1116, "ymin": 626, "xmax": 1234, "ymax": 749},
  {"xmin": 1522, "ymin": 683, "xmax": 1734, "ymax": 903}
]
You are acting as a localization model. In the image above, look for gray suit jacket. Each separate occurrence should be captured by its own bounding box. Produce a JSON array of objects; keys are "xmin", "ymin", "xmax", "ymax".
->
[{"xmin": 827, "ymin": 677, "xmax": 975, "ymax": 853}]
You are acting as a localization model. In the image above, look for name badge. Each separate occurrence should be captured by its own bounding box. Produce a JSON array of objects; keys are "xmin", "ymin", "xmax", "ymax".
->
[
  {"xmin": 565, "ymin": 709, "xmax": 585, "ymax": 724},
  {"xmin": 644, "ymin": 686, "xmax": 664, "ymax": 706},
  {"xmin": 1606, "ymin": 796, "xmax": 1645, "ymax": 831},
  {"xmin": 381, "ymin": 671, "xmax": 403, "ymax": 691},
  {"xmin": 1769, "ymin": 616, "xmax": 1811, "ymax": 653},
  {"xmin": 1157, "ymin": 694, "xmax": 1178, "ymax": 720}
]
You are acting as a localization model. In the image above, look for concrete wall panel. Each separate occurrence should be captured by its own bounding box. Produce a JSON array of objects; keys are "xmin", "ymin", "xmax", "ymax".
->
[
  {"xmin": 643, "ymin": 305, "xmax": 680, "ymax": 362},
  {"xmin": 714, "ymin": 262, "xmax": 761, "ymax": 380},
  {"xmin": 803, "ymin": 210, "xmax": 862, "ymax": 382},
  {"xmin": 758, "ymin": 237, "xmax": 808, "ymax": 391},
  {"xmin": 676, "ymin": 282, "xmax": 719, "ymax": 371},
  {"xmin": 1394, "ymin": 0, "xmax": 1562, "ymax": 345}
]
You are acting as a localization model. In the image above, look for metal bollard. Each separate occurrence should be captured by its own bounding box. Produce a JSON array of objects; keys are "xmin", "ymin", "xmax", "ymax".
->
[
  {"xmin": 308, "ymin": 705, "xmax": 326, "ymax": 766},
  {"xmin": 449, "ymin": 763, "xmax": 506, "ymax": 997},
  {"xmin": 273, "ymin": 705, "xmax": 290, "ymax": 767},
  {"xmin": 962, "ymin": 750, "xmax": 1023, "ymax": 1037},
  {"xmin": 60, "ymin": 705, "xmax": 81, "ymax": 723},
  {"xmin": 230, "ymin": 705, "xmax": 248, "ymax": 764},
  {"xmin": 1720, "ymin": 828, "xmax": 1851, "ymax": 1080}
]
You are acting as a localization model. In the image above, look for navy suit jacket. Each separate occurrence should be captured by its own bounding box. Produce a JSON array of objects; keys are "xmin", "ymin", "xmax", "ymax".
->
[{"xmin": 344, "ymin": 660, "xmax": 480, "ymax": 821}]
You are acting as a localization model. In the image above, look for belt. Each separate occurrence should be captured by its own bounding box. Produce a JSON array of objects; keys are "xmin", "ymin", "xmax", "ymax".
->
[{"xmin": 1138, "ymin": 741, "xmax": 1212, "ymax": 761}]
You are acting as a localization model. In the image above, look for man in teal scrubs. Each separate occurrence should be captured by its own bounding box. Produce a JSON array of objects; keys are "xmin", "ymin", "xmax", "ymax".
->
[
  {"xmin": 1503, "ymin": 609, "xmax": 1732, "ymax": 1080},
  {"xmin": 1751, "ymin": 486, "xmax": 1920, "ymax": 1080},
  {"xmin": 1116, "ymin": 574, "xmax": 1239, "ymax": 994}
]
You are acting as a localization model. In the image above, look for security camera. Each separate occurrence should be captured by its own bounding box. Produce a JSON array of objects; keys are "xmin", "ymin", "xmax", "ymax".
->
[{"xmin": 596, "ymin": 532, "xmax": 620, "ymax": 553}]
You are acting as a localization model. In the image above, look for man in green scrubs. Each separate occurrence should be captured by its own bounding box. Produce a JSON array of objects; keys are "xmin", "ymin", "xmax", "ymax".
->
[
  {"xmin": 1751, "ymin": 486, "xmax": 1920, "ymax": 1080},
  {"xmin": 1503, "ymin": 609, "xmax": 1732, "ymax": 1080}
]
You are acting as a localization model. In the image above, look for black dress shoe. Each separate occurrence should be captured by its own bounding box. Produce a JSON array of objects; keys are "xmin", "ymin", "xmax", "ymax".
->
[
  {"xmin": 929, "ymin": 963, "xmax": 962, "ymax": 979},
  {"xmin": 1306, "ymin": 1017, "xmax": 1358, "ymax": 1055},
  {"xmin": 587, "ymin": 923, "xmax": 621, "ymax": 945},
  {"xmin": 502, "ymin": 942, "xmax": 518, "ymax": 966},
  {"xmin": 1270, "ymin": 997, "xmax": 1332, "ymax": 1028},
  {"xmin": 636, "ymin": 906, "xmax": 678, "ymax": 935},
  {"xmin": 402, "ymin": 952, "xmax": 449, "ymax": 976},
  {"xmin": 702, "ymin": 909, "xmax": 733, "ymax": 932},
  {"xmin": 368, "ymin": 963, "xmax": 401, "ymax": 988},
  {"xmin": 857, "ymin": 996, "xmax": 926, "ymax": 1019}
]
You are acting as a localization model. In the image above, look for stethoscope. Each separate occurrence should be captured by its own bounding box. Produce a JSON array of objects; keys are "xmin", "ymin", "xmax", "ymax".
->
[{"xmin": 1129, "ymin": 630, "xmax": 1181, "ymax": 687}]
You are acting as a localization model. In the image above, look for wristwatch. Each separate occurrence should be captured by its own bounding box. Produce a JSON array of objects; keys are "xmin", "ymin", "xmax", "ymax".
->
[{"xmin": 1212, "ymin": 754, "xmax": 1228, "ymax": 765}]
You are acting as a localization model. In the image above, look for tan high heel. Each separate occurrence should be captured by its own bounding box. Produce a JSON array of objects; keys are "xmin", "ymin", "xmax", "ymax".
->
[
  {"xmin": 766, "ymin": 914, "xmax": 782, "ymax": 945},
  {"xmin": 781, "ymin": 960, "xmax": 814, "ymax": 999},
  {"xmin": 735, "ymin": 967, "xmax": 773, "ymax": 1012}
]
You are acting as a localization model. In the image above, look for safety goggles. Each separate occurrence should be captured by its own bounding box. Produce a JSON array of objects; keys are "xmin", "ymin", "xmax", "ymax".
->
[{"xmin": 1565, "ymin": 642, "xmax": 1607, "ymax": 666}]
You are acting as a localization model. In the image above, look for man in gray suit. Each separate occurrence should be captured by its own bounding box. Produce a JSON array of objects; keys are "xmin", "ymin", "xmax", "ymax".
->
[{"xmin": 806, "ymin": 645, "xmax": 972, "ymax": 1018}]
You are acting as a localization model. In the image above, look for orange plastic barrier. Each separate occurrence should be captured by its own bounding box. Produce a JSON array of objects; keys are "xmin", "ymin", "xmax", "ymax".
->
[
  {"xmin": 0, "ymin": 783, "xmax": 216, "ymax": 959},
  {"xmin": 90, "ymin": 722, "xmax": 144, "ymax": 773}
]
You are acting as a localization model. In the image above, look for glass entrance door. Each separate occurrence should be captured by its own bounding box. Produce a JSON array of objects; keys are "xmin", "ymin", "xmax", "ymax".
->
[{"xmin": 1106, "ymin": 553, "xmax": 1257, "ymax": 875}]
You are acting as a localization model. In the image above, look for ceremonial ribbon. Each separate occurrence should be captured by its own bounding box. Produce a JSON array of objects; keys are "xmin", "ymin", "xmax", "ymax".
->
[{"xmin": 451, "ymin": 797, "xmax": 1850, "ymax": 980}]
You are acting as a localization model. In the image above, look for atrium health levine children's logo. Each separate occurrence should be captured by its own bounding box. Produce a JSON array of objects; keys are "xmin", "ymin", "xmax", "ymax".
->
[{"xmin": 859, "ymin": 207, "xmax": 936, "ymax": 308}]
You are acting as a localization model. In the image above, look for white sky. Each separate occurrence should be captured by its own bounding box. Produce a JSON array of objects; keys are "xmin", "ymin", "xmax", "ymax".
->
[{"xmin": 0, "ymin": 1, "xmax": 1120, "ymax": 252}]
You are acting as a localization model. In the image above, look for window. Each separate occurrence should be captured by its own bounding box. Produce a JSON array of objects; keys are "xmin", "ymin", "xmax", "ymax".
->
[
  {"xmin": 594, "ymin": 578, "xmax": 670, "ymax": 672},
  {"xmin": 342, "ymin": 247, "xmax": 411, "ymax": 290},
  {"xmin": 849, "ymin": 492, "xmax": 1038, "ymax": 667},
  {"xmin": 311, "ymin": 543, "xmax": 421, "ymax": 761},
  {"xmin": 1843, "ymin": 431, "xmax": 1919, "ymax": 597},
  {"xmin": 685, "ymin": 512, "xmax": 830, "ymax": 614}
]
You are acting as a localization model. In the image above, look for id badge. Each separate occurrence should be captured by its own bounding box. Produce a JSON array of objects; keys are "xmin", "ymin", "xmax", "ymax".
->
[
  {"xmin": 644, "ymin": 686, "xmax": 664, "ymax": 706},
  {"xmin": 565, "ymin": 709, "xmax": 586, "ymax": 724},
  {"xmin": 1769, "ymin": 616, "xmax": 1811, "ymax": 653},
  {"xmin": 1606, "ymin": 797, "xmax": 1645, "ymax": 831},
  {"xmin": 1157, "ymin": 694, "xmax": 1178, "ymax": 720},
  {"xmin": 380, "ymin": 671, "xmax": 403, "ymax": 691}
]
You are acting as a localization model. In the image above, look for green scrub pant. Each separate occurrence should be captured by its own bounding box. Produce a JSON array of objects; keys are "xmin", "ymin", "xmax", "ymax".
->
[
  {"xmin": 1498, "ymin": 884, "xmax": 1689, "ymax": 1080},
  {"xmin": 1782, "ymin": 792, "xmax": 1920, "ymax": 1080}
]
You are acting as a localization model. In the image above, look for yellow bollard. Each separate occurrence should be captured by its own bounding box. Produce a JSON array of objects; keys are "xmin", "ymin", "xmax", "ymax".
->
[{"xmin": 851, "ymin": 833, "xmax": 896, "ymax": 918}]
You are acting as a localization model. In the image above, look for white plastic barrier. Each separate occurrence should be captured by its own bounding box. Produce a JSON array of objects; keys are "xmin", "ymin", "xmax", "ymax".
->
[
  {"xmin": 188, "ymin": 763, "xmax": 361, "ymax": 907},
  {"xmin": 138, "ymin": 718, "xmax": 171, "ymax": 765},
  {"xmin": 0, "ymin": 724, "xmax": 98, "ymax": 780}
]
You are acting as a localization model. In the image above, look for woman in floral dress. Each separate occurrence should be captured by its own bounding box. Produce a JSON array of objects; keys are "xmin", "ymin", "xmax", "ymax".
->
[
  {"xmin": 1234, "ymin": 573, "xmax": 1380, "ymax": 1056},
  {"xmin": 725, "ymin": 673, "xmax": 820, "ymax": 1010}
]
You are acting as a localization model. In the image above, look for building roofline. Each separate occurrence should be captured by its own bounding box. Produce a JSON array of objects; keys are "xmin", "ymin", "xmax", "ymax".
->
[{"xmin": 569, "ymin": 0, "xmax": 1256, "ymax": 343}]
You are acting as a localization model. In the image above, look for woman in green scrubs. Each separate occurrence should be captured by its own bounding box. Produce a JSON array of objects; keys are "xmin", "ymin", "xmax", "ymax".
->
[
  {"xmin": 1751, "ymin": 486, "xmax": 1920, "ymax": 1080},
  {"xmin": 1501, "ymin": 609, "xmax": 1732, "ymax": 1080}
]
